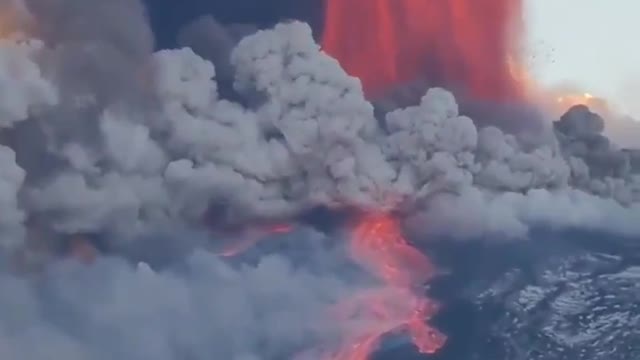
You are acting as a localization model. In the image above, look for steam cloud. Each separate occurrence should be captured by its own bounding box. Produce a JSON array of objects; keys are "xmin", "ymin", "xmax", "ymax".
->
[{"xmin": 0, "ymin": 0, "xmax": 639, "ymax": 358}]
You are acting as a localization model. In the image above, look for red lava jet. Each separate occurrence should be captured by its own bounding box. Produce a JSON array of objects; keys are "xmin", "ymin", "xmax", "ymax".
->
[{"xmin": 322, "ymin": 0, "xmax": 524, "ymax": 100}]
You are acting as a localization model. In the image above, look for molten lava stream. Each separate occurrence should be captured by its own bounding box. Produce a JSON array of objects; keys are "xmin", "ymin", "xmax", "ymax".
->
[
  {"xmin": 216, "ymin": 216, "xmax": 445, "ymax": 359},
  {"xmin": 325, "ymin": 214, "xmax": 446, "ymax": 359}
]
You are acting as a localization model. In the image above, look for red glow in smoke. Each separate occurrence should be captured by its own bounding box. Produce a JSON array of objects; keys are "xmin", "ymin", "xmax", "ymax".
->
[{"xmin": 322, "ymin": 0, "xmax": 524, "ymax": 99}]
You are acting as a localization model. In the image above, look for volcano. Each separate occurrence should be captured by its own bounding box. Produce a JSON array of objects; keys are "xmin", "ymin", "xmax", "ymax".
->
[{"xmin": 1, "ymin": 1, "xmax": 639, "ymax": 360}]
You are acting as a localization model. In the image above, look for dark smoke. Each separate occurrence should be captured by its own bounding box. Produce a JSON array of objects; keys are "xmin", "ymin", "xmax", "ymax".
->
[{"xmin": 144, "ymin": 0, "xmax": 323, "ymax": 48}]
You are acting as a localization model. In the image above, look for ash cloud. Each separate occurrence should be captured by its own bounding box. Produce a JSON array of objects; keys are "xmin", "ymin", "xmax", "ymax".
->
[
  {"xmin": 22, "ymin": 0, "xmax": 153, "ymax": 106},
  {"xmin": 604, "ymin": 114, "xmax": 640, "ymax": 150},
  {"xmin": 176, "ymin": 15, "xmax": 257, "ymax": 94}
]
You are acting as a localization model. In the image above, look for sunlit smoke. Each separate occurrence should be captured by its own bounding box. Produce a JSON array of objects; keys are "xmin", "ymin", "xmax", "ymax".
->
[
  {"xmin": 0, "ymin": 1, "xmax": 31, "ymax": 37},
  {"xmin": 322, "ymin": 0, "xmax": 524, "ymax": 100}
]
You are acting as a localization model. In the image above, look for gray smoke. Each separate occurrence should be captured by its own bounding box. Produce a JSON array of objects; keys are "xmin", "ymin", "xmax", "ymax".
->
[
  {"xmin": 177, "ymin": 15, "xmax": 257, "ymax": 89},
  {"xmin": 0, "ymin": 228, "xmax": 384, "ymax": 360}
]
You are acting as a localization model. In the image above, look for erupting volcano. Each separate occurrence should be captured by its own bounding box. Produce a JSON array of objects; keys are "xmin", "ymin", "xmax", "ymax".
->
[{"xmin": 322, "ymin": 0, "xmax": 524, "ymax": 99}]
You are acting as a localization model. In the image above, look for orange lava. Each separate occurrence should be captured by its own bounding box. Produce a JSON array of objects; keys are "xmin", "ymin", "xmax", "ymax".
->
[
  {"xmin": 69, "ymin": 236, "xmax": 98, "ymax": 264},
  {"xmin": 323, "ymin": 214, "xmax": 445, "ymax": 359},
  {"xmin": 322, "ymin": 0, "xmax": 524, "ymax": 100},
  {"xmin": 216, "ymin": 223, "xmax": 293, "ymax": 257}
]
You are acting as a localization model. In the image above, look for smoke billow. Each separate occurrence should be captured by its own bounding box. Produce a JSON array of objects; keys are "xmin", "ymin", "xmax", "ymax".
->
[
  {"xmin": 0, "ymin": 0, "xmax": 639, "ymax": 358},
  {"xmin": 176, "ymin": 15, "xmax": 257, "ymax": 96},
  {"xmin": 0, "ymin": 0, "xmax": 638, "ymax": 259}
]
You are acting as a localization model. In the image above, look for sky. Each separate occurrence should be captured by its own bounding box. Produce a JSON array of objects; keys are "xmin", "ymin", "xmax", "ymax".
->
[{"xmin": 525, "ymin": 0, "xmax": 640, "ymax": 117}]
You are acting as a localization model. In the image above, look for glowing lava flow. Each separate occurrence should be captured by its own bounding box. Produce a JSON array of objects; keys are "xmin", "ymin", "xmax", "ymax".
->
[
  {"xmin": 217, "ymin": 215, "xmax": 445, "ymax": 359},
  {"xmin": 216, "ymin": 223, "xmax": 293, "ymax": 257},
  {"xmin": 68, "ymin": 236, "xmax": 99, "ymax": 264},
  {"xmin": 323, "ymin": 214, "xmax": 445, "ymax": 359},
  {"xmin": 322, "ymin": 0, "xmax": 524, "ymax": 100}
]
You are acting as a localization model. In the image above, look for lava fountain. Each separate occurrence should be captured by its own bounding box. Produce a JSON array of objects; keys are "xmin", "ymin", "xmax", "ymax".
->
[{"xmin": 322, "ymin": 0, "xmax": 524, "ymax": 100}]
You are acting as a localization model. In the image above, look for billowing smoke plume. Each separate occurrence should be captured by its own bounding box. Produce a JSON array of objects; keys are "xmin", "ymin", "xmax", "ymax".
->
[
  {"xmin": 0, "ymin": 0, "xmax": 639, "ymax": 358},
  {"xmin": 0, "ymin": 0, "xmax": 638, "ymax": 250}
]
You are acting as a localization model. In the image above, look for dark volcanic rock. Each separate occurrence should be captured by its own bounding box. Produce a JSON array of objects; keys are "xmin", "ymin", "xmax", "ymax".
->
[
  {"xmin": 377, "ymin": 234, "xmax": 640, "ymax": 360},
  {"xmin": 474, "ymin": 252, "xmax": 640, "ymax": 360}
]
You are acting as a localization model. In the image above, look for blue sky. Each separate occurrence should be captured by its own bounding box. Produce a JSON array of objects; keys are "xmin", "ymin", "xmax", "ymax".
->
[{"xmin": 525, "ymin": 0, "xmax": 640, "ymax": 116}]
